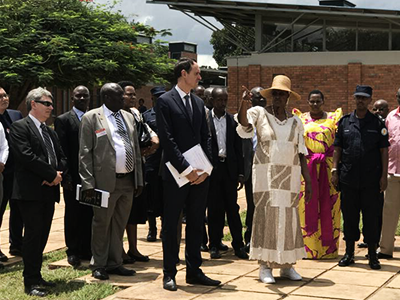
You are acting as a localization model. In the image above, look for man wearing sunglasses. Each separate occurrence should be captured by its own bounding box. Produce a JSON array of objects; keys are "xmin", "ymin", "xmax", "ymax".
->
[{"xmin": 9, "ymin": 87, "xmax": 67, "ymax": 297}]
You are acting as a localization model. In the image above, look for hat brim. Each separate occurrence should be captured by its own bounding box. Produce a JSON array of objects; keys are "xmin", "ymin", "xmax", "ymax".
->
[
  {"xmin": 260, "ymin": 87, "xmax": 301, "ymax": 101},
  {"xmin": 354, "ymin": 92, "xmax": 371, "ymax": 98},
  {"xmin": 153, "ymin": 91, "xmax": 165, "ymax": 96}
]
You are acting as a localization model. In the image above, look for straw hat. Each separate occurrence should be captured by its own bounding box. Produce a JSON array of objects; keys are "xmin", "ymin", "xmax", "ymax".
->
[{"xmin": 260, "ymin": 75, "xmax": 301, "ymax": 101}]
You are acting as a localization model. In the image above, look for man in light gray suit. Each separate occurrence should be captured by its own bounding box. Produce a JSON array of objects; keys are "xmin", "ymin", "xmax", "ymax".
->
[{"xmin": 79, "ymin": 83, "xmax": 143, "ymax": 280}]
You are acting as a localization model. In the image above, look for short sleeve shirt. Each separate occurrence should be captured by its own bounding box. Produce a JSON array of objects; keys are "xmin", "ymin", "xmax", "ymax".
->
[{"xmin": 333, "ymin": 110, "xmax": 390, "ymax": 188}]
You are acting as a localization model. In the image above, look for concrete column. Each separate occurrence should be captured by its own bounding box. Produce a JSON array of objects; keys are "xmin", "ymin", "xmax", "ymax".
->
[{"xmin": 255, "ymin": 14, "xmax": 263, "ymax": 52}]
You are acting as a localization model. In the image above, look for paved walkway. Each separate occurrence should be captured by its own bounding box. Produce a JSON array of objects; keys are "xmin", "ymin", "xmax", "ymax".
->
[{"xmin": 2, "ymin": 191, "xmax": 400, "ymax": 299}]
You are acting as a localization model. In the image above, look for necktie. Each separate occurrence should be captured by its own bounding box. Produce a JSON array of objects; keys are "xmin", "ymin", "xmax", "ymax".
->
[
  {"xmin": 40, "ymin": 124, "xmax": 57, "ymax": 168},
  {"xmin": 184, "ymin": 95, "xmax": 193, "ymax": 122},
  {"xmin": 112, "ymin": 112, "xmax": 134, "ymax": 173}
]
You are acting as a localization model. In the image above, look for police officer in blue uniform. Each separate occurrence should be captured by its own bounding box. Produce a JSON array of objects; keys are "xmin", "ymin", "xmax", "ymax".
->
[
  {"xmin": 143, "ymin": 86, "xmax": 166, "ymax": 242},
  {"xmin": 332, "ymin": 85, "xmax": 389, "ymax": 270}
]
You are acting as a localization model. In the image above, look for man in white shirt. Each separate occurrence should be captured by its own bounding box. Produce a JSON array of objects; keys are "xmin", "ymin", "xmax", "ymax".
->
[{"xmin": 79, "ymin": 83, "xmax": 143, "ymax": 280}]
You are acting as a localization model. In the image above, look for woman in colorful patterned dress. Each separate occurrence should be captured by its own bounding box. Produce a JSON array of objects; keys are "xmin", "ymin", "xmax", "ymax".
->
[
  {"xmin": 293, "ymin": 90, "xmax": 342, "ymax": 260},
  {"xmin": 237, "ymin": 75, "xmax": 312, "ymax": 284}
]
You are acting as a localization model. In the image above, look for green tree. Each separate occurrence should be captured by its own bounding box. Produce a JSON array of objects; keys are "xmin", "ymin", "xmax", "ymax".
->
[
  {"xmin": 210, "ymin": 26, "xmax": 255, "ymax": 66},
  {"xmin": 0, "ymin": 0, "xmax": 174, "ymax": 108}
]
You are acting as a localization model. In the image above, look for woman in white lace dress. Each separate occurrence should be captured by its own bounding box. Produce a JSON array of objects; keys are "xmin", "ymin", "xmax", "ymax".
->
[{"xmin": 237, "ymin": 75, "xmax": 312, "ymax": 284}]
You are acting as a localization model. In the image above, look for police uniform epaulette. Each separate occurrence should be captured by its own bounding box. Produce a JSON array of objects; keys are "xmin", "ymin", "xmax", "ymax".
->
[{"xmin": 371, "ymin": 113, "xmax": 385, "ymax": 124}]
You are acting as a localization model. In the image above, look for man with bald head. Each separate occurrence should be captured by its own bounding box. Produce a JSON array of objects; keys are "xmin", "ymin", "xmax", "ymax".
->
[
  {"xmin": 378, "ymin": 89, "xmax": 400, "ymax": 259},
  {"xmin": 55, "ymin": 86, "xmax": 92, "ymax": 267},
  {"xmin": 79, "ymin": 83, "xmax": 143, "ymax": 280},
  {"xmin": 373, "ymin": 99, "xmax": 389, "ymax": 121},
  {"xmin": 194, "ymin": 85, "xmax": 206, "ymax": 102},
  {"xmin": 204, "ymin": 87, "xmax": 214, "ymax": 110}
]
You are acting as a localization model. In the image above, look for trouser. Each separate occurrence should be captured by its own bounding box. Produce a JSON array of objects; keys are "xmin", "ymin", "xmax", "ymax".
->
[
  {"xmin": 64, "ymin": 186, "xmax": 93, "ymax": 258},
  {"xmin": 208, "ymin": 162, "xmax": 244, "ymax": 251},
  {"xmin": 379, "ymin": 175, "xmax": 400, "ymax": 255},
  {"xmin": 90, "ymin": 175, "xmax": 133, "ymax": 270},
  {"xmin": 244, "ymin": 171, "xmax": 254, "ymax": 245},
  {"xmin": 162, "ymin": 178, "xmax": 208, "ymax": 278},
  {"xmin": 341, "ymin": 183, "xmax": 381, "ymax": 245},
  {"xmin": 18, "ymin": 199, "xmax": 54, "ymax": 287}
]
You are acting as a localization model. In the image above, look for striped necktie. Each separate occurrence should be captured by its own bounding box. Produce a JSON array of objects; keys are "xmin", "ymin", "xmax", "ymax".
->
[
  {"xmin": 112, "ymin": 112, "xmax": 134, "ymax": 173},
  {"xmin": 40, "ymin": 123, "xmax": 57, "ymax": 168}
]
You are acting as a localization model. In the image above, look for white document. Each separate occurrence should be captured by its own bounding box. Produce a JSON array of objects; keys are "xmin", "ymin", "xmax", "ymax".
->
[
  {"xmin": 166, "ymin": 144, "xmax": 213, "ymax": 188},
  {"xmin": 76, "ymin": 184, "xmax": 110, "ymax": 208}
]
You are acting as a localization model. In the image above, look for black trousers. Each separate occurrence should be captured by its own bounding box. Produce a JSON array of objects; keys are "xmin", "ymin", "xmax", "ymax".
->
[
  {"xmin": 244, "ymin": 171, "xmax": 254, "ymax": 245},
  {"xmin": 0, "ymin": 172, "xmax": 23, "ymax": 251},
  {"xmin": 208, "ymin": 161, "xmax": 244, "ymax": 251},
  {"xmin": 341, "ymin": 183, "xmax": 381, "ymax": 245},
  {"xmin": 18, "ymin": 199, "xmax": 54, "ymax": 287},
  {"xmin": 162, "ymin": 178, "xmax": 209, "ymax": 278},
  {"xmin": 64, "ymin": 187, "xmax": 93, "ymax": 258}
]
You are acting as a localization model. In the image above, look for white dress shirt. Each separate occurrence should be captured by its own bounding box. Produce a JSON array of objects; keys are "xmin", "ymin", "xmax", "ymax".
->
[
  {"xmin": 102, "ymin": 104, "xmax": 130, "ymax": 174},
  {"xmin": 211, "ymin": 109, "xmax": 227, "ymax": 158},
  {"xmin": 0, "ymin": 122, "xmax": 8, "ymax": 165}
]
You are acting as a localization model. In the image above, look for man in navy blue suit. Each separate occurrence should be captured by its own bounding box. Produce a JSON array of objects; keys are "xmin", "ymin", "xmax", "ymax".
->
[
  {"xmin": 0, "ymin": 87, "xmax": 23, "ymax": 261},
  {"xmin": 156, "ymin": 57, "xmax": 221, "ymax": 291}
]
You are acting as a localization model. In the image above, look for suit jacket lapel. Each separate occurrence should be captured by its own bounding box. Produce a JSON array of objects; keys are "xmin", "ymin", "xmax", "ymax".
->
[
  {"xmin": 70, "ymin": 109, "xmax": 81, "ymax": 130},
  {"xmin": 98, "ymin": 107, "xmax": 115, "ymax": 150},
  {"xmin": 26, "ymin": 116, "xmax": 48, "ymax": 158},
  {"xmin": 208, "ymin": 110, "xmax": 217, "ymax": 142}
]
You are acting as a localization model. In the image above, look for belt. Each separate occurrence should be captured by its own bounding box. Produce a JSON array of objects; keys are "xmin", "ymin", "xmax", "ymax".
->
[
  {"xmin": 116, "ymin": 172, "xmax": 132, "ymax": 178},
  {"xmin": 218, "ymin": 156, "xmax": 226, "ymax": 163}
]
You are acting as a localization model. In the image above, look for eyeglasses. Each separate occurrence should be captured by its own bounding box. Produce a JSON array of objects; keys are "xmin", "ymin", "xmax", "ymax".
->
[
  {"xmin": 372, "ymin": 108, "xmax": 386, "ymax": 112},
  {"xmin": 35, "ymin": 100, "xmax": 53, "ymax": 107},
  {"xmin": 0, "ymin": 93, "xmax": 9, "ymax": 100}
]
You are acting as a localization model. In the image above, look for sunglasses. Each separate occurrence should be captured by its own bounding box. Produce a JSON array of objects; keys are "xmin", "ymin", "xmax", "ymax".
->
[
  {"xmin": 372, "ymin": 108, "xmax": 385, "ymax": 112},
  {"xmin": 35, "ymin": 100, "xmax": 53, "ymax": 107}
]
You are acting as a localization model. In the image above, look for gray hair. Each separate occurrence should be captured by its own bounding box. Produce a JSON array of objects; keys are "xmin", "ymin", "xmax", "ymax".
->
[{"xmin": 26, "ymin": 87, "xmax": 53, "ymax": 111}]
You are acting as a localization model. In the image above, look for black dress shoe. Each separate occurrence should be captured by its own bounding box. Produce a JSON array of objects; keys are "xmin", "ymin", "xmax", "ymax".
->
[
  {"xmin": 127, "ymin": 251, "xmax": 150, "ymax": 262},
  {"xmin": 147, "ymin": 229, "xmax": 157, "ymax": 242},
  {"xmin": 39, "ymin": 278, "xmax": 56, "ymax": 287},
  {"xmin": 210, "ymin": 247, "xmax": 221, "ymax": 259},
  {"xmin": 92, "ymin": 268, "xmax": 109, "ymax": 280},
  {"xmin": 123, "ymin": 257, "xmax": 136, "ymax": 264},
  {"xmin": 243, "ymin": 243, "xmax": 250, "ymax": 253},
  {"xmin": 357, "ymin": 242, "xmax": 368, "ymax": 248},
  {"xmin": 107, "ymin": 266, "xmax": 136, "ymax": 276},
  {"xmin": 234, "ymin": 248, "xmax": 249, "ymax": 259},
  {"xmin": 338, "ymin": 253, "xmax": 355, "ymax": 267},
  {"xmin": 25, "ymin": 285, "xmax": 46, "ymax": 297},
  {"xmin": 67, "ymin": 255, "xmax": 81, "ymax": 267},
  {"xmin": 163, "ymin": 276, "xmax": 177, "ymax": 291},
  {"xmin": 0, "ymin": 250, "xmax": 8, "ymax": 262},
  {"xmin": 217, "ymin": 242, "xmax": 228, "ymax": 251},
  {"xmin": 186, "ymin": 272, "xmax": 221, "ymax": 286},
  {"xmin": 9, "ymin": 248, "xmax": 22, "ymax": 257},
  {"xmin": 200, "ymin": 243, "xmax": 209, "ymax": 252},
  {"xmin": 377, "ymin": 252, "xmax": 393, "ymax": 259},
  {"xmin": 369, "ymin": 257, "xmax": 381, "ymax": 270}
]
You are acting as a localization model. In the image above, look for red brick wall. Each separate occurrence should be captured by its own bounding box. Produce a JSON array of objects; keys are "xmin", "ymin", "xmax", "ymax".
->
[{"xmin": 228, "ymin": 63, "xmax": 400, "ymax": 115}]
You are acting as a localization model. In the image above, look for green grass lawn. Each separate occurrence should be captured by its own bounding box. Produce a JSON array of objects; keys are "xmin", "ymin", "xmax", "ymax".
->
[{"xmin": 0, "ymin": 249, "xmax": 120, "ymax": 300}]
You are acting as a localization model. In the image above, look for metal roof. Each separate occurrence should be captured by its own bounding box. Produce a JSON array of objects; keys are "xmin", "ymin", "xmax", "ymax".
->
[{"xmin": 146, "ymin": 0, "xmax": 400, "ymax": 30}]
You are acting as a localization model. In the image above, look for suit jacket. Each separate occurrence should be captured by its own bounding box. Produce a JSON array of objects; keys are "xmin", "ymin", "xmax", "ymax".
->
[
  {"xmin": 0, "ymin": 109, "xmax": 23, "ymax": 175},
  {"xmin": 54, "ymin": 109, "xmax": 81, "ymax": 185},
  {"xmin": 79, "ymin": 106, "xmax": 143, "ymax": 193},
  {"xmin": 9, "ymin": 116, "xmax": 67, "ymax": 202},
  {"xmin": 156, "ymin": 87, "xmax": 211, "ymax": 181},
  {"xmin": 207, "ymin": 110, "xmax": 244, "ymax": 181}
]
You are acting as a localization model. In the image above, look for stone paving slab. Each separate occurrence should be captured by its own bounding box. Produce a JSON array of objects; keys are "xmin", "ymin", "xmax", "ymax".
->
[
  {"xmin": 291, "ymin": 281, "xmax": 377, "ymax": 300},
  {"xmin": 245, "ymin": 267, "xmax": 326, "ymax": 282},
  {"xmin": 314, "ymin": 269, "xmax": 395, "ymax": 287},
  {"xmin": 386, "ymin": 273, "xmax": 400, "ymax": 288},
  {"xmin": 368, "ymin": 288, "xmax": 400, "ymax": 300},
  {"xmin": 196, "ymin": 289, "xmax": 282, "ymax": 300}
]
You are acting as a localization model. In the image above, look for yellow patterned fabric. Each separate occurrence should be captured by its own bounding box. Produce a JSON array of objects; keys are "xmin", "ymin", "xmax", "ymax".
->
[{"xmin": 293, "ymin": 108, "xmax": 342, "ymax": 259}]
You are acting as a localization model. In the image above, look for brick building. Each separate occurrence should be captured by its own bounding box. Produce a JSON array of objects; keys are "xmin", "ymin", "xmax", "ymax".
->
[{"xmin": 149, "ymin": 0, "xmax": 400, "ymax": 114}]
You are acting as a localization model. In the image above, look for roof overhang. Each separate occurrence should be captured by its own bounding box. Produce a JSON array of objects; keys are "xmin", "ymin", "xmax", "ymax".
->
[{"xmin": 146, "ymin": 0, "xmax": 400, "ymax": 30}]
